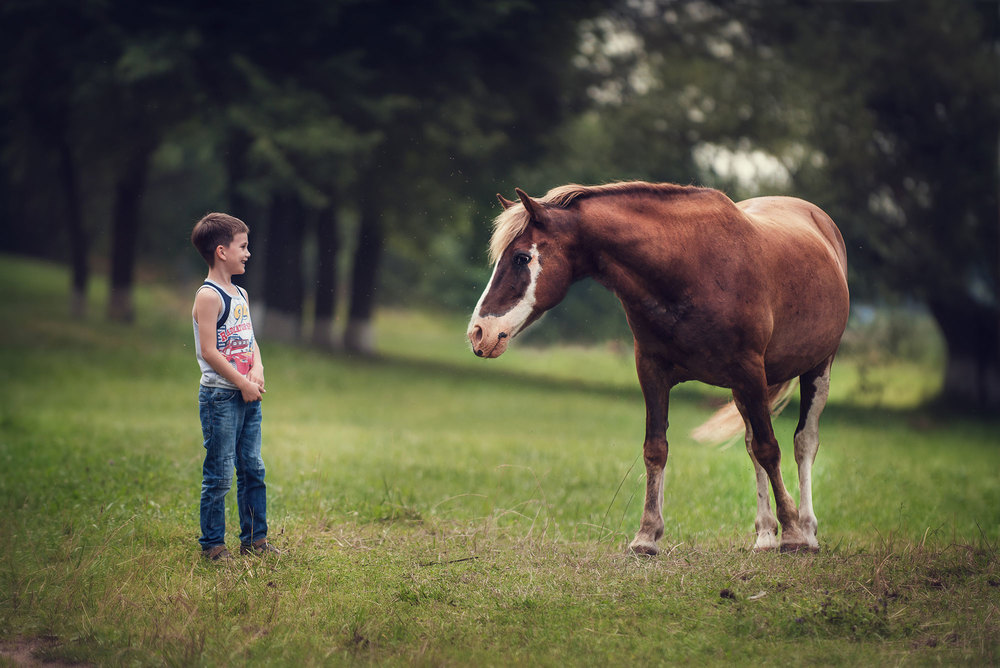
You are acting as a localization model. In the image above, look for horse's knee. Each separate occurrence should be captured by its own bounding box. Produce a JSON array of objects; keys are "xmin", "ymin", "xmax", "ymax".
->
[
  {"xmin": 750, "ymin": 439, "xmax": 781, "ymax": 470},
  {"xmin": 642, "ymin": 439, "xmax": 668, "ymax": 468},
  {"xmin": 793, "ymin": 430, "xmax": 819, "ymax": 464}
]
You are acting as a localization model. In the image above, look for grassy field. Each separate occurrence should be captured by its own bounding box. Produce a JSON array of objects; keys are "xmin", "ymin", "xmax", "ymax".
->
[{"xmin": 0, "ymin": 254, "xmax": 997, "ymax": 665}]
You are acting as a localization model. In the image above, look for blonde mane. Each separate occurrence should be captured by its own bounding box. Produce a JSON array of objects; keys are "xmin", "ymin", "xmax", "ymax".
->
[{"xmin": 488, "ymin": 181, "xmax": 707, "ymax": 264}]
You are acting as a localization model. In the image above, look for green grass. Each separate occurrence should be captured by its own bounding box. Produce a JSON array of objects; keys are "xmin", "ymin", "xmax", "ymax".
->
[{"xmin": 0, "ymin": 254, "xmax": 997, "ymax": 665}]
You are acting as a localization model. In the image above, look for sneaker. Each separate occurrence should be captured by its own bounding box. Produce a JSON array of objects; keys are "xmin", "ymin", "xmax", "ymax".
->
[
  {"xmin": 202, "ymin": 545, "xmax": 232, "ymax": 562},
  {"xmin": 240, "ymin": 538, "xmax": 281, "ymax": 557}
]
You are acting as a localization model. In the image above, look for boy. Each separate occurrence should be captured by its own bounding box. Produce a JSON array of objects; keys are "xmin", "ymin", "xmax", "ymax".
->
[{"xmin": 191, "ymin": 212, "xmax": 279, "ymax": 562}]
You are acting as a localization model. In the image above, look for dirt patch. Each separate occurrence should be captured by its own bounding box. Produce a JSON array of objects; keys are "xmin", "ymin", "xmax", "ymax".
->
[{"xmin": 0, "ymin": 636, "xmax": 89, "ymax": 667}]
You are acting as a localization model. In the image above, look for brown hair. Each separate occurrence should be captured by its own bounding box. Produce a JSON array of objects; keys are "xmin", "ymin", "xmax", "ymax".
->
[{"xmin": 191, "ymin": 212, "xmax": 249, "ymax": 267}]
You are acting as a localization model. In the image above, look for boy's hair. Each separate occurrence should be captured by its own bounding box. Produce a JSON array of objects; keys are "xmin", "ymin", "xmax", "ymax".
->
[{"xmin": 191, "ymin": 213, "xmax": 249, "ymax": 267}]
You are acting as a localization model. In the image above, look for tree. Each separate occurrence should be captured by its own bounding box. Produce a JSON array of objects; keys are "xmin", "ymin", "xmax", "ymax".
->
[
  {"xmin": 209, "ymin": 0, "xmax": 608, "ymax": 352},
  {"xmin": 324, "ymin": 0, "xmax": 607, "ymax": 352},
  {"xmin": 0, "ymin": 1, "xmax": 101, "ymax": 317},
  {"xmin": 739, "ymin": 0, "xmax": 1000, "ymax": 408},
  {"xmin": 2, "ymin": 0, "xmax": 608, "ymax": 348},
  {"xmin": 98, "ymin": 5, "xmax": 211, "ymax": 321},
  {"xmin": 550, "ymin": 0, "xmax": 999, "ymax": 408}
]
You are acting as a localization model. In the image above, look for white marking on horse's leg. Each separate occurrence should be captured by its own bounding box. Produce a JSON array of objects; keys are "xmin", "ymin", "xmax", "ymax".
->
[
  {"xmin": 794, "ymin": 370, "xmax": 830, "ymax": 550},
  {"xmin": 745, "ymin": 421, "xmax": 779, "ymax": 550},
  {"xmin": 629, "ymin": 465, "xmax": 665, "ymax": 556}
]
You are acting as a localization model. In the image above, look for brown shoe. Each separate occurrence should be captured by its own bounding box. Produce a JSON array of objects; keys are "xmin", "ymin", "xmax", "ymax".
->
[
  {"xmin": 240, "ymin": 538, "xmax": 281, "ymax": 557},
  {"xmin": 202, "ymin": 545, "xmax": 232, "ymax": 562}
]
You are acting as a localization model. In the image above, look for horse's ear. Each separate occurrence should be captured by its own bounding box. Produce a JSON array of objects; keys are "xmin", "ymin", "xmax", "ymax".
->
[
  {"xmin": 515, "ymin": 188, "xmax": 543, "ymax": 221},
  {"xmin": 496, "ymin": 193, "xmax": 517, "ymax": 210}
]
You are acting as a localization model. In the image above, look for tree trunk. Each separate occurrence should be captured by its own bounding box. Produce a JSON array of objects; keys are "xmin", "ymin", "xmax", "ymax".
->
[
  {"xmin": 312, "ymin": 203, "xmax": 341, "ymax": 349},
  {"xmin": 345, "ymin": 189, "xmax": 383, "ymax": 355},
  {"xmin": 224, "ymin": 129, "xmax": 260, "ymax": 295},
  {"xmin": 261, "ymin": 192, "xmax": 306, "ymax": 343},
  {"xmin": 928, "ymin": 298, "xmax": 1000, "ymax": 410},
  {"xmin": 224, "ymin": 128, "xmax": 253, "ymax": 215},
  {"xmin": 107, "ymin": 144, "xmax": 154, "ymax": 323},
  {"xmin": 56, "ymin": 136, "xmax": 87, "ymax": 319}
]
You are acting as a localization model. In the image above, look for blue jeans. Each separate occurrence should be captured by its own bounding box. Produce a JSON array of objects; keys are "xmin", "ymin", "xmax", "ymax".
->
[{"xmin": 198, "ymin": 386, "xmax": 267, "ymax": 549}]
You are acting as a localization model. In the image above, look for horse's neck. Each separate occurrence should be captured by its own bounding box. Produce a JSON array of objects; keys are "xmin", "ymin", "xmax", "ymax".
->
[{"xmin": 577, "ymin": 191, "xmax": 742, "ymax": 288}]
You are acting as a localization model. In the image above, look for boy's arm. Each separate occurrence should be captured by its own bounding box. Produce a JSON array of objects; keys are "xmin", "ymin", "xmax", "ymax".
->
[
  {"xmin": 194, "ymin": 289, "xmax": 263, "ymax": 402},
  {"xmin": 244, "ymin": 290, "xmax": 265, "ymax": 392},
  {"xmin": 248, "ymin": 345, "xmax": 265, "ymax": 392}
]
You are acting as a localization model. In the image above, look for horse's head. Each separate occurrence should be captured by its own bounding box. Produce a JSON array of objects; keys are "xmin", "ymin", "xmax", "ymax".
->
[{"xmin": 468, "ymin": 188, "xmax": 576, "ymax": 358}]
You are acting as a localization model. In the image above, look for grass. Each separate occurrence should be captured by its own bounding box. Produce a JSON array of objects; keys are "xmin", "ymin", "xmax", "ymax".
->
[{"xmin": 0, "ymin": 254, "xmax": 997, "ymax": 665}]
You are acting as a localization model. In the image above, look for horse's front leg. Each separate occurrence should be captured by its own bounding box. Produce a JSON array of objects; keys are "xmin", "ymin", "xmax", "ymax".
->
[{"xmin": 629, "ymin": 355, "xmax": 673, "ymax": 556}]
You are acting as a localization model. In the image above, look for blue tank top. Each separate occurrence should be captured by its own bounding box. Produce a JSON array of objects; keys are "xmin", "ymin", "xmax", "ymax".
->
[{"xmin": 193, "ymin": 280, "xmax": 256, "ymax": 389}]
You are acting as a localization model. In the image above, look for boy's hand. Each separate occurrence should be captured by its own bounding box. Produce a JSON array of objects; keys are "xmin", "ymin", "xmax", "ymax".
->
[
  {"xmin": 248, "ymin": 368, "xmax": 265, "ymax": 390},
  {"xmin": 247, "ymin": 368, "xmax": 265, "ymax": 397},
  {"xmin": 239, "ymin": 377, "xmax": 264, "ymax": 403}
]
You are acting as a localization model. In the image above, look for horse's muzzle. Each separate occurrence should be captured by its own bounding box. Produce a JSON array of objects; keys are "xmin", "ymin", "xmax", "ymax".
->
[{"xmin": 468, "ymin": 323, "xmax": 509, "ymax": 358}]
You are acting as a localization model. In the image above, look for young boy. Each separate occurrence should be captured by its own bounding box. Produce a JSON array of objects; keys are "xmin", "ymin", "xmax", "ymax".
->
[{"xmin": 191, "ymin": 212, "xmax": 279, "ymax": 562}]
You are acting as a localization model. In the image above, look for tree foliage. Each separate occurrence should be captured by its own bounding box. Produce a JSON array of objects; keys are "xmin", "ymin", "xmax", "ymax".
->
[
  {"xmin": 522, "ymin": 0, "xmax": 999, "ymax": 407},
  {"xmin": 739, "ymin": 0, "xmax": 1000, "ymax": 407},
  {"xmin": 0, "ymin": 0, "xmax": 996, "ymax": 405}
]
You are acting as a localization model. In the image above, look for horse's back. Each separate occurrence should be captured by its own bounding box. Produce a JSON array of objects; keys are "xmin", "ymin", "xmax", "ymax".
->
[{"xmin": 737, "ymin": 196, "xmax": 848, "ymax": 280}]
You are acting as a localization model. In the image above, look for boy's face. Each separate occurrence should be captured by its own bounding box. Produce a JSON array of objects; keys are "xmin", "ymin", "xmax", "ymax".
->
[{"xmin": 217, "ymin": 232, "xmax": 250, "ymax": 274}]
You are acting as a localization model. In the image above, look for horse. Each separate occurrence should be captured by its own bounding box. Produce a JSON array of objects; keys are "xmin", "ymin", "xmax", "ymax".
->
[{"xmin": 467, "ymin": 182, "xmax": 849, "ymax": 555}]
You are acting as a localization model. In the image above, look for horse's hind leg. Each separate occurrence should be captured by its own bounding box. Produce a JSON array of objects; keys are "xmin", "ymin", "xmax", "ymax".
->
[
  {"xmin": 793, "ymin": 358, "xmax": 833, "ymax": 551},
  {"xmin": 733, "ymin": 366, "xmax": 808, "ymax": 552},
  {"xmin": 737, "ymin": 408, "xmax": 779, "ymax": 550}
]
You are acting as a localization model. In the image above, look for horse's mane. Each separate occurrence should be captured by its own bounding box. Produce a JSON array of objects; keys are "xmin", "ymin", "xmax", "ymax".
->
[{"xmin": 488, "ymin": 181, "xmax": 709, "ymax": 264}]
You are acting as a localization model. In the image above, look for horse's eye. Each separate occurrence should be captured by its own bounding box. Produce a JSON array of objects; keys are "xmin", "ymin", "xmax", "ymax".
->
[{"xmin": 513, "ymin": 252, "xmax": 531, "ymax": 267}]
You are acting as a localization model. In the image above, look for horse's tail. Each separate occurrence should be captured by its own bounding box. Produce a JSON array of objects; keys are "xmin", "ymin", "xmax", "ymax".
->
[{"xmin": 690, "ymin": 379, "xmax": 799, "ymax": 445}]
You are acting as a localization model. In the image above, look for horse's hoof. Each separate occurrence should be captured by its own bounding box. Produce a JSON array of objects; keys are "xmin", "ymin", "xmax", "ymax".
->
[
  {"xmin": 628, "ymin": 541, "xmax": 659, "ymax": 557},
  {"xmin": 752, "ymin": 533, "xmax": 780, "ymax": 552},
  {"xmin": 779, "ymin": 543, "xmax": 819, "ymax": 554}
]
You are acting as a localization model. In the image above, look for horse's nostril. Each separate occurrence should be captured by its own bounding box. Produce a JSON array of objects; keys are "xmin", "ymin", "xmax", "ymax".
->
[{"xmin": 471, "ymin": 325, "xmax": 484, "ymax": 346}]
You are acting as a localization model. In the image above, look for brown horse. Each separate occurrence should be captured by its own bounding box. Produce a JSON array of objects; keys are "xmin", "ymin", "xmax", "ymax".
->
[{"xmin": 467, "ymin": 182, "xmax": 849, "ymax": 555}]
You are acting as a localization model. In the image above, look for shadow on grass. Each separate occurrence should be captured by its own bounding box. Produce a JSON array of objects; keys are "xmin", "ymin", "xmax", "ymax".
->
[
  {"xmin": 320, "ymin": 346, "xmax": 999, "ymax": 434},
  {"xmin": 333, "ymin": 347, "xmax": 643, "ymax": 401}
]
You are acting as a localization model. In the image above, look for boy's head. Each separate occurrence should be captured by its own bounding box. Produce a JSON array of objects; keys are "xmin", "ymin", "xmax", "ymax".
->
[{"xmin": 191, "ymin": 213, "xmax": 249, "ymax": 267}]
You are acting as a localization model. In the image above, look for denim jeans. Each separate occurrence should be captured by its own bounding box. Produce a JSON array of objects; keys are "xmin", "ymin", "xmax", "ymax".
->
[{"xmin": 198, "ymin": 386, "xmax": 267, "ymax": 549}]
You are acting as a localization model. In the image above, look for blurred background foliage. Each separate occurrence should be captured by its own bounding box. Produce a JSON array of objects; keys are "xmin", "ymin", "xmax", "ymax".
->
[{"xmin": 0, "ymin": 0, "xmax": 997, "ymax": 408}]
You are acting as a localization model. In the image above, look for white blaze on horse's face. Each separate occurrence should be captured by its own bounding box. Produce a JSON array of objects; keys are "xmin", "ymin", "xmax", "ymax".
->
[{"xmin": 468, "ymin": 243, "xmax": 542, "ymax": 358}]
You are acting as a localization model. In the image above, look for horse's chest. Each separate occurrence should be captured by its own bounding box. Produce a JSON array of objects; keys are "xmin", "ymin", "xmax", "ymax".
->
[
  {"xmin": 635, "ymin": 295, "xmax": 693, "ymax": 337},
  {"xmin": 624, "ymin": 288, "xmax": 756, "ymax": 371}
]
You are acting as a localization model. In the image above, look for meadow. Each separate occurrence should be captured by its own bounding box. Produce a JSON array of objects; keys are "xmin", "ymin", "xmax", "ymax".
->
[{"xmin": 0, "ymin": 254, "xmax": 997, "ymax": 665}]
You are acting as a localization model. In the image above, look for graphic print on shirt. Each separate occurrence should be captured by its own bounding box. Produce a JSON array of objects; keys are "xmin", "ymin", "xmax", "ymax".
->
[{"xmin": 218, "ymin": 301, "xmax": 254, "ymax": 375}]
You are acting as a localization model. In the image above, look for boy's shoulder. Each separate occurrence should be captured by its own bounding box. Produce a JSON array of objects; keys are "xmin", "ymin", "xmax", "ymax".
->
[
  {"xmin": 196, "ymin": 280, "xmax": 248, "ymax": 299},
  {"xmin": 194, "ymin": 283, "xmax": 224, "ymax": 302},
  {"xmin": 192, "ymin": 283, "xmax": 230, "ymax": 318}
]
